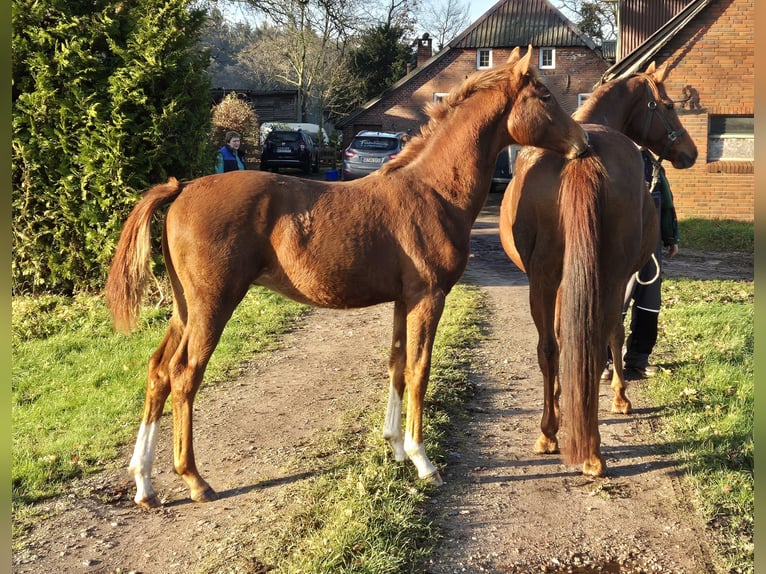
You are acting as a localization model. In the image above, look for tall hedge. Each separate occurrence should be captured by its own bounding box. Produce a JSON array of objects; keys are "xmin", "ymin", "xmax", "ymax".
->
[{"xmin": 12, "ymin": 0, "xmax": 213, "ymax": 294}]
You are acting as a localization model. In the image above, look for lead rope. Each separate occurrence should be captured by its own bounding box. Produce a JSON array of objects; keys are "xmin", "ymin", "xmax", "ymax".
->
[
  {"xmin": 634, "ymin": 155, "xmax": 662, "ymax": 287},
  {"xmin": 634, "ymin": 253, "xmax": 661, "ymax": 285}
]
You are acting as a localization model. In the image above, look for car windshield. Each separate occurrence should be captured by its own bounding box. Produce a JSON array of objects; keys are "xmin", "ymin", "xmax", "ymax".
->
[
  {"xmin": 267, "ymin": 132, "xmax": 301, "ymax": 144},
  {"xmin": 351, "ymin": 137, "xmax": 399, "ymax": 152}
]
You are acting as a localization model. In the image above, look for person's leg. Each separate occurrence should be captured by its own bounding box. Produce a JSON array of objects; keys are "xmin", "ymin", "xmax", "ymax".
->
[
  {"xmin": 624, "ymin": 306, "xmax": 658, "ymax": 370},
  {"xmin": 624, "ymin": 266, "xmax": 662, "ymax": 377}
]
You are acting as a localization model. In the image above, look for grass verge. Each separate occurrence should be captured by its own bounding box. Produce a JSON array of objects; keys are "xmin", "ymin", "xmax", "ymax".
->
[
  {"xmin": 644, "ymin": 277, "xmax": 753, "ymax": 573},
  {"xmin": 12, "ymin": 287, "xmax": 307, "ymax": 532}
]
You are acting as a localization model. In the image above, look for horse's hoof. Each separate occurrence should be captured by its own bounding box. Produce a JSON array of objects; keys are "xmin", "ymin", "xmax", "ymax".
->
[
  {"xmin": 136, "ymin": 495, "xmax": 162, "ymax": 509},
  {"xmin": 611, "ymin": 399, "xmax": 632, "ymax": 415},
  {"xmin": 582, "ymin": 459, "xmax": 606, "ymax": 477},
  {"xmin": 533, "ymin": 435, "xmax": 559, "ymax": 454},
  {"xmin": 421, "ymin": 470, "xmax": 444, "ymax": 486},
  {"xmin": 192, "ymin": 487, "xmax": 219, "ymax": 503}
]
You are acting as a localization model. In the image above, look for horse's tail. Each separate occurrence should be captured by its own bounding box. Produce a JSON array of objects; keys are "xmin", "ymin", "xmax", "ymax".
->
[
  {"xmin": 105, "ymin": 177, "xmax": 184, "ymax": 333},
  {"xmin": 557, "ymin": 154, "xmax": 606, "ymax": 465}
]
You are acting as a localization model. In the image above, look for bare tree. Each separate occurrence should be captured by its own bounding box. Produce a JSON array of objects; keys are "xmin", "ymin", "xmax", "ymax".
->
[
  {"xmin": 203, "ymin": 0, "xmax": 420, "ymax": 126},
  {"xmin": 553, "ymin": 0, "xmax": 617, "ymax": 42},
  {"xmin": 416, "ymin": 0, "xmax": 470, "ymax": 51}
]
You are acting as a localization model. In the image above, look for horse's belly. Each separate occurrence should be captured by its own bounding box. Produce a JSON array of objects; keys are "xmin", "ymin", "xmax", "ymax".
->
[{"xmin": 254, "ymin": 267, "xmax": 395, "ymax": 310}]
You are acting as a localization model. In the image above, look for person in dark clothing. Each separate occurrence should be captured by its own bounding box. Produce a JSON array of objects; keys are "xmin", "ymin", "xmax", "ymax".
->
[
  {"xmin": 215, "ymin": 131, "xmax": 246, "ymax": 173},
  {"xmin": 603, "ymin": 148, "xmax": 679, "ymax": 380}
]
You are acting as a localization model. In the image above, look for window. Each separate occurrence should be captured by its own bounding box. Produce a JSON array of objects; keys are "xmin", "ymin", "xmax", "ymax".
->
[
  {"xmin": 577, "ymin": 93, "xmax": 591, "ymax": 108},
  {"xmin": 539, "ymin": 47, "xmax": 555, "ymax": 69},
  {"xmin": 433, "ymin": 93, "xmax": 449, "ymax": 103},
  {"xmin": 477, "ymin": 49, "xmax": 492, "ymax": 69},
  {"xmin": 708, "ymin": 115, "xmax": 754, "ymax": 161}
]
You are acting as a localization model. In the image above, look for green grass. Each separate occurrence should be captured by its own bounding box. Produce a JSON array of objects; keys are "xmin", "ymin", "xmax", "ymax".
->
[
  {"xmin": 195, "ymin": 284, "xmax": 487, "ymax": 574},
  {"xmin": 678, "ymin": 218, "xmax": 753, "ymax": 252},
  {"xmin": 643, "ymin": 278, "xmax": 753, "ymax": 573},
  {"xmin": 636, "ymin": 218, "xmax": 754, "ymax": 572},
  {"xmin": 12, "ymin": 288, "xmax": 307, "ymax": 518}
]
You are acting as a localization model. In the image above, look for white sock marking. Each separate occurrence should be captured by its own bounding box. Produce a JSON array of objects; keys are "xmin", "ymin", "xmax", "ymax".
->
[
  {"xmin": 129, "ymin": 421, "xmax": 159, "ymax": 503},
  {"xmin": 383, "ymin": 384, "xmax": 406, "ymax": 461},
  {"xmin": 405, "ymin": 431, "xmax": 437, "ymax": 479}
]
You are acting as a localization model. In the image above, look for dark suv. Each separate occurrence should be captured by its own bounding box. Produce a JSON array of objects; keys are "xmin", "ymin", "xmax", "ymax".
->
[
  {"xmin": 261, "ymin": 129, "xmax": 320, "ymax": 174},
  {"xmin": 342, "ymin": 131, "xmax": 408, "ymax": 180}
]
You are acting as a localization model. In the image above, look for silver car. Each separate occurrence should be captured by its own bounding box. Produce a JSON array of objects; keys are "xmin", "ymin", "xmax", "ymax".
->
[{"xmin": 341, "ymin": 131, "xmax": 408, "ymax": 180}]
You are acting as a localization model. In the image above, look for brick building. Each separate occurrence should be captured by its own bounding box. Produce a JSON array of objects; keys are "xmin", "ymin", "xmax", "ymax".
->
[
  {"xmin": 336, "ymin": 0, "xmax": 753, "ymax": 221},
  {"xmin": 335, "ymin": 0, "xmax": 610, "ymax": 150},
  {"xmin": 602, "ymin": 0, "xmax": 753, "ymax": 221}
]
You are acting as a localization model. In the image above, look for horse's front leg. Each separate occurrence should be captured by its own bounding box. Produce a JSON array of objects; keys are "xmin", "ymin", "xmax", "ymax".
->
[
  {"xmin": 383, "ymin": 301, "xmax": 407, "ymax": 462},
  {"xmin": 403, "ymin": 293, "xmax": 445, "ymax": 485},
  {"xmin": 530, "ymin": 282, "xmax": 561, "ymax": 455},
  {"xmin": 129, "ymin": 323, "xmax": 179, "ymax": 508}
]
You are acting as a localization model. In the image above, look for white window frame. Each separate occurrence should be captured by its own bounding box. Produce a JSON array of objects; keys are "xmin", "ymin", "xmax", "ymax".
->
[
  {"xmin": 577, "ymin": 93, "xmax": 591, "ymax": 108},
  {"xmin": 433, "ymin": 92, "xmax": 449, "ymax": 103},
  {"xmin": 707, "ymin": 115, "xmax": 754, "ymax": 162},
  {"xmin": 477, "ymin": 49, "xmax": 492, "ymax": 69},
  {"xmin": 539, "ymin": 47, "xmax": 555, "ymax": 70}
]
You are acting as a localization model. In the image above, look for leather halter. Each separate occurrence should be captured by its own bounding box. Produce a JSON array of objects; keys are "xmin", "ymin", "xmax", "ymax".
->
[{"xmin": 639, "ymin": 77, "xmax": 687, "ymax": 163}]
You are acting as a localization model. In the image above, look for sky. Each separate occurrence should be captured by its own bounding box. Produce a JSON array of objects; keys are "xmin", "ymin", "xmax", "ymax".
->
[{"xmin": 467, "ymin": 0, "xmax": 500, "ymax": 22}]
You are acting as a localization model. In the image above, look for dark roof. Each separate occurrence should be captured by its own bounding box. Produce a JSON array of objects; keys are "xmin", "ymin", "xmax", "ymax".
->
[
  {"xmin": 600, "ymin": 40, "xmax": 617, "ymax": 61},
  {"xmin": 600, "ymin": 0, "xmax": 713, "ymax": 83},
  {"xmin": 450, "ymin": 0, "xmax": 596, "ymax": 50},
  {"xmin": 618, "ymin": 0, "xmax": 691, "ymax": 58}
]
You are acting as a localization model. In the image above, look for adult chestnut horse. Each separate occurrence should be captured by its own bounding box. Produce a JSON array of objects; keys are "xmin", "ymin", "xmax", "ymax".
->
[
  {"xmin": 106, "ymin": 47, "xmax": 588, "ymax": 508},
  {"xmin": 499, "ymin": 62, "xmax": 697, "ymax": 476}
]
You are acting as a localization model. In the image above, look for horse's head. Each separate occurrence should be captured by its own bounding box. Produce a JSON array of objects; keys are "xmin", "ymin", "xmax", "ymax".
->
[
  {"xmin": 626, "ymin": 62, "xmax": 698, "ymax": 169},
  {"xmin": 505, "ymin": 47, "xmax": 589, "ymax": 160}
]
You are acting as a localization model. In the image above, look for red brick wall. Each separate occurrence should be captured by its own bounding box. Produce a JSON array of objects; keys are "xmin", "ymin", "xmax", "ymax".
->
[
  {"xmin": 340, "ymin": 47, "xmax": 607, "ymax": 147},
  {"xmin": 653, "ymin": 0, "xmax": 754, "ymax": 221}
]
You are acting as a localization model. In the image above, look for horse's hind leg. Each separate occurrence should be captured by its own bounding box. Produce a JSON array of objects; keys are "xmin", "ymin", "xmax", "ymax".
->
[
  {"xmin": 606, "ymin": 320, "xmax": 632, "ymax": 414},
  {"xmin": 129, "ymin": 318, "xmax": 182, "ymax": 508},
  {"xmin": 168, "ymin": 309, "xmax": 234, "ymax": 503},
  {"xmin": 383, "ymin": 301, "xmax": 407, "ymax": 462},
  {"xmin": 530, "ymin": 281, "xmax": 561, "ymax": 455}
]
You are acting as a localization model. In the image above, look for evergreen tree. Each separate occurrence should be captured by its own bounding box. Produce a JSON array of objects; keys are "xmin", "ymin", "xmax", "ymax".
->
[
  {"xmin": 12, "ymin": 0, "xmax": 212, "ymax": 294},
  {"xmin": 347, "ymin": 23, "xmax": 413, "ymax": 104}
]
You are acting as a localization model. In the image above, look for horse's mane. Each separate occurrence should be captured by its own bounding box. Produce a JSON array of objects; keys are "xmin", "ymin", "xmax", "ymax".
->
[
  {"xmin": 379, "ymin": 61, "xmax": 538, "ymax": 174},
  {"xmin": 572, "ymin": 73, "xmax": 657, "ymax": 122}
]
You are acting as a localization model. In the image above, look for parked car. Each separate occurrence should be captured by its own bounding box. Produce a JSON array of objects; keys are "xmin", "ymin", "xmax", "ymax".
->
[
  {"xmin": 342, "ymin": 131, "xmax": 408, "ymax": 180},
  {"xmin": 261, "ymin": 129, "xmax": 319, "ymax": 174},
  {"xmin": 491, "ymin": 145, "xmax": 521, "ymax": 193}
]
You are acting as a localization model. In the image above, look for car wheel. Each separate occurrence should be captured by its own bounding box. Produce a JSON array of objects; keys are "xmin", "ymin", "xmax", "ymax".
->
[{"xmin": 303, "ymin": 156, "xmax": 311, "ymax": 175}]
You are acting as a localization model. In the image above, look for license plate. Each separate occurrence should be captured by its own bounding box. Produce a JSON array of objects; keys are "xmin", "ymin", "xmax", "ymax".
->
[
  {"xmin": 362, "ymin": 157, "xmax": 383, "ymax": 163},
  {"xmin": 277, "ymin": 147, "xmax": 291, "ymax": 153}
]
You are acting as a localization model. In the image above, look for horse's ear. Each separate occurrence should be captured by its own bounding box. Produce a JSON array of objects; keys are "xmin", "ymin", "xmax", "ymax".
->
[
  {"xmin": 508, "ymin": 47, "xmax": 521, "ymax": 66},
  {"xmin": 651, "ymin": 61, "xmax": 669, "ymax": 83},
  {"xmin": 645, "ymin": 61, "xmax": 657, "ymax": 75},
  {"xmin": 516, "ymin": 45, "xmax": 532, "ymax": 76}
]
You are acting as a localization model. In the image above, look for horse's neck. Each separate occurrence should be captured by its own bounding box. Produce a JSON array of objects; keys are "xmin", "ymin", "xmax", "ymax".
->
[
  {"xmin": 414, "ymin": 96, "xmax": 505, "ymax": 219},
  {"xmin": 574, "ymin": 82, "xmax": 638, "ymax": 137}
]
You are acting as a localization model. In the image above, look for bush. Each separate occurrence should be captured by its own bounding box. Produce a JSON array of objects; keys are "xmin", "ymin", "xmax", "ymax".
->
[
  {"xmin": 12, "ymin": 0, "xmax": 213, "ymax": 294},
  {"xmin": 211, "ymin": 93, "xmax": 259, "ymax": 166}
]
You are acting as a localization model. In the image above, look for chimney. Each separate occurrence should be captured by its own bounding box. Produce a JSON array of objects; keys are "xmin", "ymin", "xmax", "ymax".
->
[{"xmin": 416, "ymin": 33, "xmax": 433, "ymax": 68}]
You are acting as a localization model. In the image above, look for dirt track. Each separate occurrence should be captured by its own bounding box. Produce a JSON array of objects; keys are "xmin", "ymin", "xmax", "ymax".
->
[{"xmin": 14, "ymin": 195, "xmax": 751, "ymax": 573}]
